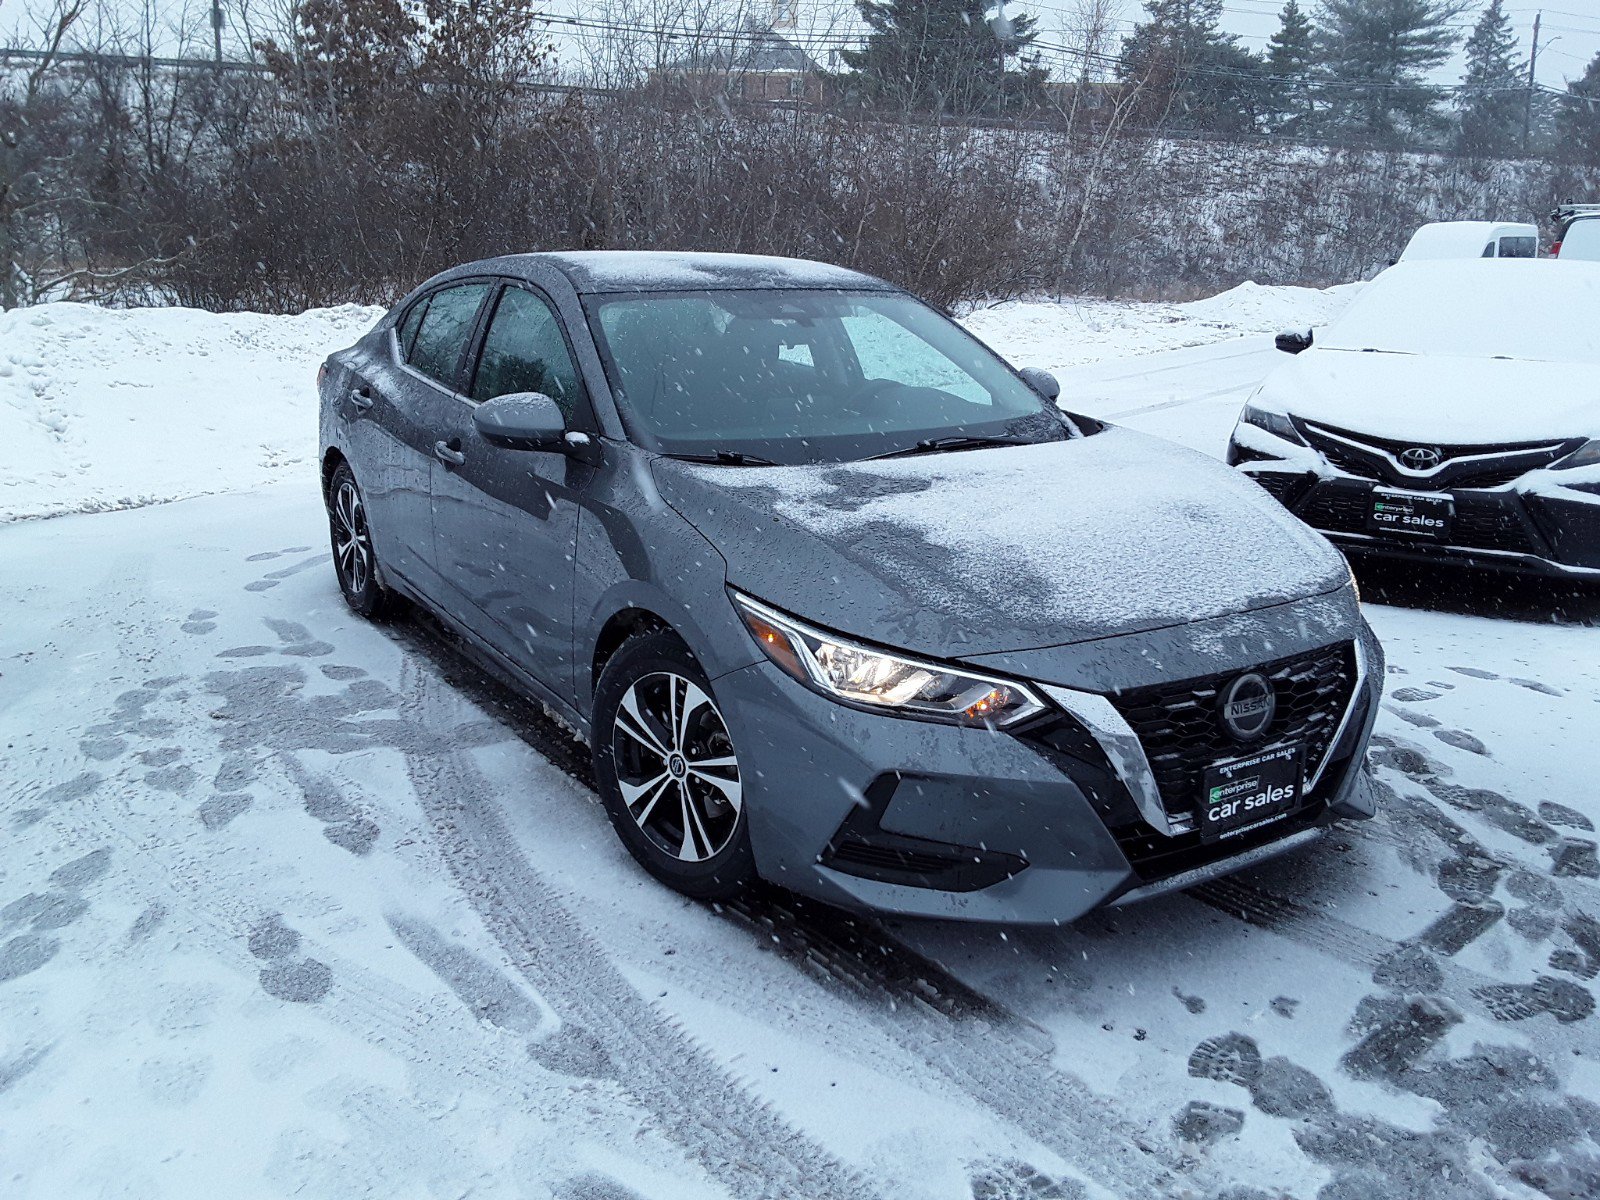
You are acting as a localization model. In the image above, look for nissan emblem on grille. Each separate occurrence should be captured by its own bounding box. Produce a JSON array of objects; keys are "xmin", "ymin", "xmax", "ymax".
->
[
  {"xmin": 1219, "ymin": 673, "xmax": 1276, "ymax": 741},
  {"xmin": 1399, "ymin": 446, "xmax": 1443, "ymax": 471}
]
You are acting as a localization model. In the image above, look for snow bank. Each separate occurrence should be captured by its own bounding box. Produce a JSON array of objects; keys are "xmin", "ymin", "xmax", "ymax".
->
[
  {"xmin": 0, "ymin": 280, "xmax": 1356, "ymax": 523},
  {"xmin": 0, "ymin": 301, "xmax": 381, "ymax": 522},
  {"xmin": 961, "ymin": 280, "xmax": 1361, "ymax": 377},
  {"xmin": 1176, "ymin": 279, "xmax": 1362, "ymax": 332}
]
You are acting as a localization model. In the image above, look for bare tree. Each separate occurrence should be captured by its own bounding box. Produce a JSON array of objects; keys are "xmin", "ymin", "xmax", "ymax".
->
[
  {"xmin": 1060, "ymin": 0, "xmax": 1124, "ymax": 84},
  {"xmin": 0, "ymin": 0, "xmax": 89, "ymax": 307}
]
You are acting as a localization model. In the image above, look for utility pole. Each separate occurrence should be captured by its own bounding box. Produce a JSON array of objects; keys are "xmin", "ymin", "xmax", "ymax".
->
[
  {"xmin": 991, "ymin": 0, "xmax": 1013, "ymax": 117},
  {"xmin": 211, "ymin": 0, "xmax": 224, "ymax": 67},
  {"xmin": 1523, "ymin": 10, "xmax": 1541, "ymax": 154}
]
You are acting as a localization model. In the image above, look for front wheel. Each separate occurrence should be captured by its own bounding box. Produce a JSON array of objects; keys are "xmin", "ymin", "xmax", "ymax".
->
[
  {"xmin": 327, "ymin": 462, "xmax": 400, "ymax": 620},
  {"xmin": 592, "ymin": 631, "xmax": 755, "ymax": 900}
]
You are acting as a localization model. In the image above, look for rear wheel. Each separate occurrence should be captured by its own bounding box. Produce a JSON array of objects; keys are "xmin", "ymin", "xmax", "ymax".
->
[
  {"xmin": 327, "ymin": 462, "xmax": 400, "ymax": 620},
  {"xmin": 592, "ymin": 631, "xmax": 755, "ymax": 900}
]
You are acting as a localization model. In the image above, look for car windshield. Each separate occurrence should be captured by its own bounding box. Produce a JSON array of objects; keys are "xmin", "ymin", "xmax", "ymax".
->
[
  {"xmin": 583, "ymin": 288, "xmax": 1068, "ymax": 463},
  {"xmin": 1317, "ymin": 261, "xmax": 1600, "ymax": 364}
]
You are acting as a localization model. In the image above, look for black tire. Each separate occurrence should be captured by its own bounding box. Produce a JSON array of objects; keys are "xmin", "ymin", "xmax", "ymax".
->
[
  {"xmin": 592, "ymin": 631, "xmax": 756, "ymax": 900},
  {"xmin": 326, "ymin": 461, "xmax": 401, "ymax": 620}
]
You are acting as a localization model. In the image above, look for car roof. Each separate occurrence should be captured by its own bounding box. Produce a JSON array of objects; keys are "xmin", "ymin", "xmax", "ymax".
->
[
  {"xmin": 1398, "ymin": 220, "xmax": 1537, "ymax": 260},
  {"xmin": 458, "ymin": 250, "xmax": 896, "ymax": 294}
]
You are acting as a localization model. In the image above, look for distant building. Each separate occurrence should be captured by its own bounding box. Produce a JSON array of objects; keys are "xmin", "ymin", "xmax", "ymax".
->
[{"xmin": 649, "ymin": 27, "xmax": 826, "ymax": 106}]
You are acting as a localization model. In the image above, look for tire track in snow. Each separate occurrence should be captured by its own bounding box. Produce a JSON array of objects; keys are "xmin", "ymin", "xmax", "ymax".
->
[
  {"xmin": 711, "ymin": 893, "xmax": 1197, "ymax": 1198},
  {"xmin": 398, "ymin": 663, "xmax": 882, "ymax": 1200},
  {"xmin": 392, "ymin": 624, "xmax": 1198, "ymax": 1199}
]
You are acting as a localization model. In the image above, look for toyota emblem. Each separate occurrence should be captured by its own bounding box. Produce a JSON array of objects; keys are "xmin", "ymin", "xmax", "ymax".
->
[
  {"xmin": 1399, "ymin": 446, "xmax": 1443, "ymax": 472},
  {"xmin": 1219, "ymin": 673, "xmax": 1276, "ymax": 741}
]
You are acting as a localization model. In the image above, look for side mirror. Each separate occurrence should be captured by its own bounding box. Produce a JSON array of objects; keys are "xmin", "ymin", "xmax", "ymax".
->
[
  {"xmin": 1019, "ymin": 366, "xmax": 1061, "ymax": 401},
  {"xmin": 474, "ymin": 392, "xmax": 566, "ymax": 450},
  {"xmin": 1275, "ymin": 329, "xmax": 1313, "ymax": 355}
]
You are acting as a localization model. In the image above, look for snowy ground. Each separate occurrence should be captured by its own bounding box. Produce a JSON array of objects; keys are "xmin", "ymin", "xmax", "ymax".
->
[{"xmin": 2, "ymin": 284, "xmax": 1598, "ymax": 1200}]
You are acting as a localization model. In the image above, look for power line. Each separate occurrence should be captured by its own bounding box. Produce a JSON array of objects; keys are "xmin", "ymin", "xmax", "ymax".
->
[{"xmin": 3, "ymin": 2, "xmax": 1588, "ymax": 103}]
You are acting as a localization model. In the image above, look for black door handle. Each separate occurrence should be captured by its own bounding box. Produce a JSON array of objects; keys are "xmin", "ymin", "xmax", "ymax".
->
[
  {"xmin": 434, "ymin": 440, "xmax": 466, "ymax": 466},
  {"xmin": 348, "ymin": 386, "xmax": 374, "ymax": 410}
]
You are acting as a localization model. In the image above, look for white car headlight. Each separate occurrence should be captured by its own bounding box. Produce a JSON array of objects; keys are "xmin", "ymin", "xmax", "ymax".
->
[
  {"xmin": 1237, "ymin": 403, "xmax": 1306, "ymax": 446},
  {"xmin": 732, "ymin": 593, "xmax": 1045, "ymax": 728}
]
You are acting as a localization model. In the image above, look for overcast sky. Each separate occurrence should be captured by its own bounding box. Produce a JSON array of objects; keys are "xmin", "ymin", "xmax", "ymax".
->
[{"xmin": 2, "ymin": 0, "xmax": 1598, "ymax": 88}]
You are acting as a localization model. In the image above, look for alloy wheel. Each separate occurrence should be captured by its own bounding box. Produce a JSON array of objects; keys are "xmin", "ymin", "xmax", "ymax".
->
[
  {"xmin": 332, "ymin": 479, "xmax": 374, "ymax": 597},
  {"xmin": 612, "ymin": 671, "xmax": 742, "ymax": 863}
]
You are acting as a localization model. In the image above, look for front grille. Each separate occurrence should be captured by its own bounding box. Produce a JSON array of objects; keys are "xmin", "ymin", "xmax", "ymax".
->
[
  {"xmin": 1300, "ymin": 487, "xmax": 1369, "ymax": 534},
  {"xmin": 1303, "ymin": 432, "xmax": 1383, "ymax": 481},
  {"xmin": 1453, "ymin": 503, "xmax": 1540, "ymax": 553},
  {"xmin": 1248, "ymin": 469, "xmax": 1314, "ymax": 509},
  {"xmin": 1299, "ymin": 420, "xmax": 1574, "ymax": 491},
  {"xmin": 1451, "ymin": 463, "xmax": 1537, "ymax": 490},
  {"xmin": 1106, "ymin": 642, "xmax": 1357, "ymax": 823},
  {"xmin": 1299, "ymin": 485, "xmax": 1544, "ymax": 556},
  {"xmin": 828, "ymin": 839, "xmax": 965, "ymax": 876}
]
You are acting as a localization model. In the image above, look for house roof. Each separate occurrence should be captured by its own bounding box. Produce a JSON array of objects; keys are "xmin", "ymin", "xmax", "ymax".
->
[{"xmin": 663, "ymin": 28, "xmax": 823, "ymax": 75}]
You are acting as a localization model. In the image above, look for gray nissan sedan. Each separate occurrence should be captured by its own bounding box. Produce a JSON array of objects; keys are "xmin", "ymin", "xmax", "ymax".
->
[{"xmin": 318, "ymin": 251, "xmax": 1382, "ymax": 924}]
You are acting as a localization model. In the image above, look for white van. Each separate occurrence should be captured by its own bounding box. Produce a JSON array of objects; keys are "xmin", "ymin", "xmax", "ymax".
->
[{"xmin": 1398, "ymin": 220, "xmax": 1540, "ymax": 261}]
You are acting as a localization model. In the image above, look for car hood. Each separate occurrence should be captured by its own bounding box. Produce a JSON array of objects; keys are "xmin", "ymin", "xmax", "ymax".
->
[
  {"xmin": 1260, "ymin": 349, "xmax": 1600, "ymax": 443},
  {"xmin": 652, "ymin": 426, "xmax": 1348, "ymax": 659}
]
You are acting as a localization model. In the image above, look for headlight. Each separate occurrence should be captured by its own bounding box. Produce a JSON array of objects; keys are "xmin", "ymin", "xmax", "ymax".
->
[
  {"xmin": 1238, "ymin": 403, "xmax": 1306, "ymax": 446},
  {"xmin": 1552, "ymin": 439, "xmax": 1600, "ymax": 470},
  {"xmin": 732, "ymin": 592, "xmax": 1045, "ymax": 728}
]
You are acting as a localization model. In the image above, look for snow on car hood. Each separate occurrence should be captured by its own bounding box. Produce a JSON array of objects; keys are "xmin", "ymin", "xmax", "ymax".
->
[
  {"xmin": 1258, "ymin": 349, "xmax": 1600, "ymax": 444},
  {"xmin": 654, "ymin": 426, "xmax": 1349, "ymax": 659}
]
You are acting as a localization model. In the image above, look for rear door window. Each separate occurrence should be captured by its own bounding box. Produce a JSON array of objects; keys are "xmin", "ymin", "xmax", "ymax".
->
[
  {"xmin": 1497, "ymin": 236, "xmax": 1537, "ymax": 258},
  {"xmin": 408, "ymin": 283, "xmax": 491, "ymax": 389},
  {"xmin": 470, "ymin": 286, "xmax": 584, "ymax": 417}
]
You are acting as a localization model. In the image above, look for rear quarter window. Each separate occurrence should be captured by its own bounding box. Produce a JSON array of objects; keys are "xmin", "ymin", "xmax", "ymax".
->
[
  {"xmin": 408, "ymin": 284, "xmax": 491, "ymax": 388},
  {"xmin": 396, "ymin": 297, "xmax": 430, "ymax": 359}
]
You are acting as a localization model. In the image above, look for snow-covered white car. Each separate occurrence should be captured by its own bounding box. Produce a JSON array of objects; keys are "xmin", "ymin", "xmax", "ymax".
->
[
  {"xmin": 1397, "ymin": 220, "xmax": 1539, "ymax": 262},
  {"xmin": 1228, "ymin": 258, "xmax": 1600, "ymax": 578},
  {"xmin": 1552, "ymin": 203, "xmax": 1600, "ymax": 260}
]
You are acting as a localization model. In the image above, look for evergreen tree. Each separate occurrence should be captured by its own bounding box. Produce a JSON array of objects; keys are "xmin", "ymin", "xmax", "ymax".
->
[
  {"xmin": 1455, "ymin": 0, "xmax": 1524, "ymax": 156},
  {"xmin": 838, "ymin": 0, "xmax": 1048, "ymax": 114},
  {"xmin": 1265, "ymin": 0, "xmax": 1317, "ymax": 132},
  {"xmin": 1315, "ymin": 0, "xmax": 1465, "ymax": 145},
  {"xmin": 1558, "ymin": 51, "xmax": 1600, "ymax": 166},
  {"xmin": 1118, "ymin": 0, "xmax": 1268, "ymax": 135}
]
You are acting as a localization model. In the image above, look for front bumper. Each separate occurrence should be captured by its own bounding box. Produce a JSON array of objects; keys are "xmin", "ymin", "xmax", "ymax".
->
[
  {"xmin": 712, "ymin": 623, "xmax": 1381, "ymax": 926},
  {"xmin": 1232, "ymin": 453, "xmax": 1600, "ymax": 580}
]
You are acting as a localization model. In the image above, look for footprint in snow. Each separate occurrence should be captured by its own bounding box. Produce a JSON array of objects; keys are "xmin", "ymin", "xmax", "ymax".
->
[
  {"xmin": 1432, "ymin": 728, "xmax": 1489, "ymax": 756},
  {"xmin": 1552, "ymin": 838, "xmax": 1600, "ymax": 879},
  {"xmin": 968, "ymin": 1160, "xmax": 1085, "ymax": 1199},
  {"xmin": 1473, "ymin": 976, "xmax": 1595, "ymax": 1024},
  {"xmin": 1187, "ymin": 1032, "xmax": 1262, "ymax": 1088},
  {"xmin": 1390, "ymin": 687, "xmax": 1441, "ymax": 703},
  {"xmin": 1540, "ymin": 801, "xmax": 1595, "ymax": 832},
  {"xmin": 181, "ymin": 609, "xmax": 217, "ymax": 635},
  {"xmin": 247, "ymin": 913, "xmax": 332, "ymax": 1004},
  {"xmin": 1511, "ymin": 677, "xmax": 1564, "ymax": 696}
]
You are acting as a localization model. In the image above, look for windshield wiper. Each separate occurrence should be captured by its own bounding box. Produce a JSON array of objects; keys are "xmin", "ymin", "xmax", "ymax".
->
[
  {"xmin": 869, "ymin": 435, "xmax": 1029, "ymax": 460},
  {"xmin": 666, "ymin": 450, "xmax": 781, "ymax": 466}
]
